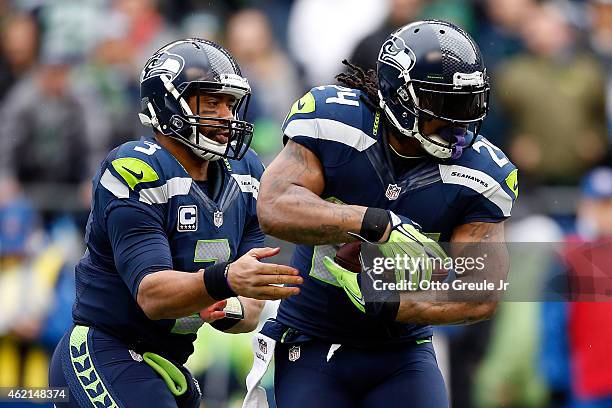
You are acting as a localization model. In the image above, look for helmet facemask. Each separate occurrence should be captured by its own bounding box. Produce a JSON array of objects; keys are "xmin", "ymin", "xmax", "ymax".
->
[
  {"xmin": 380, "ymin": 71, "xmax": 490, "ymax": 160},
  {"xmin": 163, "ymin": 74, "xmax": 253, "ymax": 161}
]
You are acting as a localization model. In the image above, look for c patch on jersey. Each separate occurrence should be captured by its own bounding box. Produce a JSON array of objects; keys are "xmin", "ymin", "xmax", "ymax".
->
[
  {"xmin": 177, "ymin": 205, "xmax": 198, "ymax": 232},
  {"xmin": 111, "ymin": 158, "xmax": 159, "ymax": 190},
  {"xmin": 286, "ymin": 92, "xmax": 316, "ymax": 122},
  {"xmin": 505, "ymin": 169, "xmax": 519, "ymax": 198}
]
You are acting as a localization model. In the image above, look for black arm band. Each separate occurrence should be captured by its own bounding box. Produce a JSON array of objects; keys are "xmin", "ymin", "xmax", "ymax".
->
[
  {"xmin": 203, "ymin": 262, "xmax": 236, "ymax": 300},
  {"xmin": 210, "ymin": 317, "xmax": 241, "ymax": 331},
  {"xmin": 360, "ymin": 207, "xmax": 390, "ymax": 242},
  {"xmin": 379, "ymin": 295, "xmax": 400, "ymax": 323}
]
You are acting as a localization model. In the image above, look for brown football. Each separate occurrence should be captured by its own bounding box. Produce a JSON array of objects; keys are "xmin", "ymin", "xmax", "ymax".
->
[{"xmin": 334, "ymin": 242, "xmax": 362, "ymax": 273}]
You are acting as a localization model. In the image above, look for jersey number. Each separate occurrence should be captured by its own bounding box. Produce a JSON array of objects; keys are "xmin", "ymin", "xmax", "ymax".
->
[
  {"xmin": 171, "ymin": 239, "xmax": 231, "ymax": 335},
  {"xmin": 319, "ymin": 85, "xmax": 360, "ymax": 107},
  {"xmin": 134, "ymin": 141, "xmax": 161, "ymax": 155},
  {"xmin": 193, "ymin": 239, "xmax": 231, "ymax": 264},
  {"xmin": 473, "ymin": 139, "xmax": 509, "ymax": 168}
]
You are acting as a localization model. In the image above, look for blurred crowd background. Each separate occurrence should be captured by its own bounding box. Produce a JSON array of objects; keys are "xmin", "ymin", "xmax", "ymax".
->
[{"xmin": 1, "ymin": 0, "xmax": 612, "ymax": 407}]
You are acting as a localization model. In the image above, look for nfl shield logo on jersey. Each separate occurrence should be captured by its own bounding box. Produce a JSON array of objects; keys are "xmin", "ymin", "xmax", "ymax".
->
[
  {"xmin": 385, "ymin": 184, "xmax": 402, "ymax": 200},
  {"xmin": 258, "ymin": 338, "xmax": 268, "ymax": 354},
  {"xmin": 213, "ymin": 211, "xmax": 224, "ymax": 227},
  {"xmin": 288, "ymin": 345, "xmax": 301, "ymax": 362}
]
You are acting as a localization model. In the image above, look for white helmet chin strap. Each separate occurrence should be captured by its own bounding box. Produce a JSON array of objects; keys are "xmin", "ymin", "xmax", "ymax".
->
[
  {"xmin": 189, "ymin": 130, "xmax": 225, "ymax": 161},
  {"xmin": 379, "ymin": 98, "xmax": 453, "ymax": 159}
]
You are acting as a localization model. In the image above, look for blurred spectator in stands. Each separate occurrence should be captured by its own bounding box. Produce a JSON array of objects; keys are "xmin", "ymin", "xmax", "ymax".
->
[
  {"xmin": 112, "ymin": 0, "xmax": 178, "ymax": 75},
  {"xmin": 0, "ymin": 13, "xmax": 38, "ymax": 101},
  {"xmin": 567, "ymin": 167, "xmax": 612, "ymax": 407},
  {"xmin": 255, "ymin": 0, "xmax": 296, "ymax": 52},
  {"xmin": 349, "ymin": 0, "xmax": 424, "ymax": 72},
  {"xmin": 74, "ymin": 10, "xmax": 140, "ymax": 153},
  {"xmin": 475, "ymin": 0, "xmax": 535, "ymax": 145},
  {"xmin": 540, "ymin": 167, "xmax": 612, "ymax": 408},
  {"xmin": 496, "ymin": 3, "xmax": 608, "ymax": 187},
  {"xmin": 475, "ymin": 215, "xmax": 563, "ymax": 408},
  {"xmin": 0, "ymin": 49, "xmax": 100, "ymax": 220},
  {"xmin": 226, "ymin": 8, "xmax": 303, "ymax": 162},
  {"xmin": 347, "ymin": 0, "xmax": 474, "ymax": 73},
  {"xmin": 0, "ymin": 175, "xmax": 76, "ymax": 390},
  {"xmin": 37, "ymin": 0, "xmax": 107, "ymax": 63},
  {"xmin": 587, "ymin": 0, "xmax": 612, "ymax": 139},
  {"xmin": 0, "ymin": 52, "xmax": 89, "ymax": 184},
  {"xmin": 477, "ymin": 0, "xmax": 534, "ymax": 71},
  {"xmin": 287, "ymin": 0, "xmax": 388, "ymax": 87},
  {"xmin": 419, "ymin": 0, "xmax": 475, "ymax": 32},
  {"xmin": 181, "ymin": 11, "xmax": 222, "ymax": 44}
]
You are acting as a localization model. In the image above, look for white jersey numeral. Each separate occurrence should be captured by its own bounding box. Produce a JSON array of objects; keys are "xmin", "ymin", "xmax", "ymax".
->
[
  {"xmin": 317, "ymin": 85, "xmax": 360, "ymax": 107},
  {"xmin": 194, "ymin": 239, "xmax": 231, "ymax": 264},
  {"xmin": 326, "ymin": 91, "xmax": 360, "ymax": 106},
  {"xmin": 472, "ymin": 139, "xmax": 509, "ymax": 168},
  {"xmin": 134, "ymin": 141, "xmax": 161, "ymax": 155}
]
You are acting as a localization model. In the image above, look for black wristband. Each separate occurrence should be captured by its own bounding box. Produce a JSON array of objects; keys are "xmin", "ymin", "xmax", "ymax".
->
[
  {"xmin": 210, "ymin": 317, "xmax": 241, "ymax": 331},
  {"xmin": 203, "ymin": 262, "xmax": 236, "ymax": 300},
  {"xmin": 379, "ymin": 294, "xmax": 400, "ymax": 323},
  {"xmin": 210, "ymin": 297, "xmax": 244, "ymax": 331},
  {"xmin": 360, "ymin": 207, "xmax": 390, "ymax": 242}
]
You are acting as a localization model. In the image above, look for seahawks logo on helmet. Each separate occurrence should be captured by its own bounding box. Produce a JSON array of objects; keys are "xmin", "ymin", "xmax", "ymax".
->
[
  {"xmin": 141, "ymin": 51, "xmax": 185, "ymax": 83},
  {"xmin": 378, "ymin": 36, "xmax": 416, "ymax": 77}
]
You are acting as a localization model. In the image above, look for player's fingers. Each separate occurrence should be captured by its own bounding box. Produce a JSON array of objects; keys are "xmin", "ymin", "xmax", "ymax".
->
[
  {"xmin": 255, "ymin": 262, "xmax": 299, "ymax": 275},
  {"xmin": 200, "ymin": 309, "xmax": 226, "ymax": 322},
  {"xmin": 256, "ymin": 274, "xmax": 303, "ymax": 286},
  {"xmin": 209, "ymin": 299, "xmax": 227, "ymax": 312},
  {"xmin": 248, "ymin": 247, "xmax": 281, "ymax": 260},
  {"xmin": 208, "ymin": 310, "xmax": 227, "ymax": 321},
  {"xmin": 254, "ymin": 285, "xmax": 300, "ymax": 300}
]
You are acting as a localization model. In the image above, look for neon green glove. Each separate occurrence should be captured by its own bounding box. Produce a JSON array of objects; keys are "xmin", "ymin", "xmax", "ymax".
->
[
  {"xmin": 322, "ymin": 256, "xmax": 365, "ymax": 313},
  {"xmin": 378, "ymin": 212, "xmax": 448, "ymax": 290}
]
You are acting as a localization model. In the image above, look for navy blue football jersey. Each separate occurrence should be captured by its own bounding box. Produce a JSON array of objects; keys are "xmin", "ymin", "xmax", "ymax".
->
[
  {"xmin": 73, "ymin": 136, "xmax": 265, "ymax": 363},
  {"xmin": 276, "ymin": 85, "xmax": 518, "ymax": 346}
]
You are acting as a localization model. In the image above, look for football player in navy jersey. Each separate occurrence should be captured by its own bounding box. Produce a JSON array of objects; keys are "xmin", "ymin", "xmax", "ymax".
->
[
  {"xmin": 246, "ymin": 21, "xmax": 518, "ymax": 407},
  {"xmin": 48, "ymin": 39, "xmax": 302, "ymax": 408}
]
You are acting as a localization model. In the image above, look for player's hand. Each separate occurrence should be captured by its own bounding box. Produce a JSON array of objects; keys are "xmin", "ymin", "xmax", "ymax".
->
[
  {"xmin": 226, "ymin": 247, "xmax": 302, "ymax": 300},
  {"xmin": 322, "ymin": 256, "xmax": 365, "ymax": 313},
  {"xmin": 350, "ymin": 211, "xmax": 449, "ymax": 289},
  {"xmin": 322, "ymin": 255, "xmax": 398, "ymax": 319},
  {"xmin": 199, "ymin": 300, "xmax": 227, "ymax": 323}
]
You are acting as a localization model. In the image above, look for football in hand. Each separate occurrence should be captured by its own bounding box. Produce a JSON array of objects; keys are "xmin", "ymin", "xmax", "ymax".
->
[{"xmin": 334, "ymin": 242, "xmax": 362, "ymax": 273}]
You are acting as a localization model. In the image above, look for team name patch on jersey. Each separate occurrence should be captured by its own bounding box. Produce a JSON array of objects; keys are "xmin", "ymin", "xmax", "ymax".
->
[
  {"xmin": 177, "ymin": 205, "xmax": 198, "ymax": 232},
  {"xmin": 450, "ymin": 170, "xmax": 489, "ymax": 188},
  {"xmin": 231, "ymin": 174, "xmax": 260, "ymax": 199},
  {"xmin": 439, "ymin": 164, "xmax": 513, "ymax": 216}
]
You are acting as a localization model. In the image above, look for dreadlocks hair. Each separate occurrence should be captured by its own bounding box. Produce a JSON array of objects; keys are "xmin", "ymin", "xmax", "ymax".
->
[{"xmin": 336, "ymin": 60, "xmax": 380, "ymax": 111}]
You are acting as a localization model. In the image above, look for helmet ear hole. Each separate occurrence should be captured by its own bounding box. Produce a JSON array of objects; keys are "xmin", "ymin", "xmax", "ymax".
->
[{"xmin": 170, "ymin": 116, "xmax": 185, "ymax": 130}]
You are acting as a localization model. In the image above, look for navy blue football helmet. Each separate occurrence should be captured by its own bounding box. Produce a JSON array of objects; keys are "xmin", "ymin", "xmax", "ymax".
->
[
  {"xmin": 377, "ymin": 20, "xmax": 490, "ymax": 159},
  {"xmin": 139, "ymin": 38, "xmax": 253, "ymax": 161}
]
